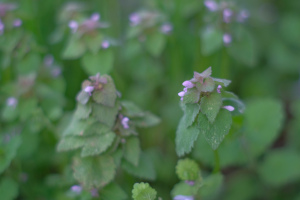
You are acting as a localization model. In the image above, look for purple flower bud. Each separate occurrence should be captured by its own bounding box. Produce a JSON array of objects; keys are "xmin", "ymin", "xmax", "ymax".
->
[
  {"xmin": 51, "ymin": 67, "xmax": 61, "ymax": 77},
  {"xmin": 161, "ymin": 23, "xmax": 172, "ymax": 34},
  {"xmin": 237, "ymin": 9, "xmax": 250, "ymax": 22},
  {"xmin": 84, "ymin": 86, "xmax": 94, "ymax": 96},
  {"xmin": 223, "ymin": 33, "xmax": 232, "ymax": 45},
  {"xmin": 183, "ymin": 88, "xmax": 188, "ymax": 92},
  {"xmin": 185, "ymin": 180, "xmax": 195, "ymax": 186},
  {"xmin": 182, "ymin": 81, "xmax": 194, "ymax": 88},
  {"xmin": 101, "ymin": 40, "xmax": 110, "ymax": 49},
  {"xmin": 68, "ymin": 20, "xmax": 78, "ymax": 33},
  {"xmin": 217, "ymin": 85, "xmax": 222, "ymax": 93},
  {"xmin": 90, "ymin": 13, "xmax": 100, "ymax": 21},
  {"xmin": 223, "ymin": 105, "xmax": 235, "ymax": 111},
  {"xmin": 174, "ymin": 195, "xmax": 194, "ymax": 200},
  {"xmin": 13, "ymin": 18, "xmax": 22, "ymax": 27},
  {"xmin": 223, "ymin": 8, "xmax": 233, "ymax": 23},
  {"xmin": 0, "ymin": 20, "xmax": 4, "ymax": 35},
  {"xmin": 178, "ymin": 91, "xmax": 185, "ymax": 97},
  {"xmin": 71, "ymin": 185, "xmax": 82, "ymax": 194},
  {"xmin": 6, "ymin": 97, "xmax": 18, "ymax": 107},
  {"xmin": 204, "ymin": 0, "xmax": 218, "ymax": 12},
  {"xmin": 121, "ymin": 117, "xmax": 130, "ymax": 129},
  {"xmin": 129, "ymin": 13, "xmax": 141, "ymax": 26}
]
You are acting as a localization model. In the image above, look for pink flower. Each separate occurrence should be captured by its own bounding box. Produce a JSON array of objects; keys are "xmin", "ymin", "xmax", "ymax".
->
[
  {"xmin": 217, "ymin": 85, "xmax": 222, "ymax": 93},
  {"xmin": 6, "ymin": 97, "xmax": 18, "ymax": 107},
  {"xmin": 90, "ymin": 13, "xmax": 100, "ymax": 21},
  {"xmin": 101, "ymin": 40, "xmax": 110, "ymax": 49},
  {"xmin": 71, "ymin": 185, "xmax": 82, "ymax": 194},
  {"xmin": 129, "ymin": 13, "xmax": 141, "ymax": 26},
  {"xmin": 68, "ymin": 20, "xmax": 78, "ymax": 33},
  {"xmin": 161, "ymin": 23, "xmax": 172, "ymax": 34},
  {"xmin": 182, "ymin": 81, "xmax": 194, "ymax": 88},
  {"xmin": 223, "ymin": 33, "xmax": 232, "ymax": 45},
  {"xmin": 204, "ymin": 0, "xmax": 218, "ymax": 12},
  {"xmin": 13, "ymin": 19, "xmax": 22, "ymax": 27},
  {"xmin": 223, "ymin": 8, "xmax": 233, "ymax": 23},
  {"xmin": 84, "ymin": 86, "xmax": 94, "ymax": 96},
  {"xmin": 223, "ymin": 105, "xmax": 234, "ymax": 111},
  {"xmin": 178, "ymin": 91, "xmax": 185, "ymax": 97},
  {"xmin": 121, "ymin": 117, "xmax": 130, "ymax": 129}
]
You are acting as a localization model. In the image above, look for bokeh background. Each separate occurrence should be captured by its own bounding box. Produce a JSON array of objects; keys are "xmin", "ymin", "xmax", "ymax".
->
[{"xmin": 1, "ymin": 0, "xmax": 300, "ymax": 199}]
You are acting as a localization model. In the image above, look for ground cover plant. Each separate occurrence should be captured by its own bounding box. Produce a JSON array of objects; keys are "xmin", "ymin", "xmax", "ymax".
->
[{"xmin": 1, "ymin": 0, "xmax": 300, "ymax": 199}]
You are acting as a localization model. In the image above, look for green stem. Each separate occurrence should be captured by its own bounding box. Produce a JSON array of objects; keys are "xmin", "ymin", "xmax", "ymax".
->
[{"xmin": 213, "ymin": 149, "xmax": 220, "ymax": 173}]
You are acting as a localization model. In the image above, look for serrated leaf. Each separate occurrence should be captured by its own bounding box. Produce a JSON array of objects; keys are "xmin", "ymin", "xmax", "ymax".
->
[
  {"xmin": 183, "ymin": 103, "xmax": 201, "ymax": 128},
  {"xmin": 81, "ymin": 50, "xmax": 114, "ymax": 76},
  {"xmin": 244, "ymin": 99, "xmax": 284, "ymax": 157},
  {"xmin": 145, "ymin": 32, "xmax": 166, "ymax": 57},
  {"xmin": 74, "ymin": 103, "xmax": 92, "ymax": 119},
  {"xmin": 0, "ymin": 177, "xmax": 18, "ymax": 200},
  {"xmin": 212, "ymin": 78, "xmax": 231, "ymax": 87},
  {"xmin": 92, "ymin": 101, "xmax": 119, "ymax": 128},
  {"xmin": 123, "ymin": 137, "xmax": 140, "ymax": 166},
  {"xmin": 258, "ymin": 149, "xmax": 300, "ymax": 186},
  {"xmin": 132, "ymin": 183, "xmax": 157, "ymax": 200},
  {"xmin": 0, "ymin": 136, "xmax": 22, "ymax": 174},
  {"xmin": 76, "ymin": 90, "xmax": 90, "ymax": 105},
  {"xmin": 201, "ymin": 27, "xmax": 223, "ymax": 55},
  {"xmin": 101, "ymin": 183, "xmax": 128, "ymax": 200},
  {"xmin": 200, "ymin": 92, "xmax": 222, "ymax": 123},
  {"xmin": 183, "ymin": 88, "xmax": 200, "ymax": 104},
  {"xmin": 84, "ymin": 34, "xmax": 103, "ymax": 54},
  {"xmin": 131, "ymin": 112, "xmax": 160, "ymax": 127},
  {"xmin": 176, "ymin": 117, "xmax": 200, "ymax": 156},
  {"xmin": 62, "ymin": 34, "xmax": 86, "ymax": 59},
  {"xmin": 62, "ymin": 118, "xmax": 97, "ymax": 136},
  {"xmin": 176, "ymin": 158, "xmax": 200, "ymax": 181},
  {"xmin": 73, "ymin": 155, "xmax": 116, "ymax": 189},
  {"xmin": 92, "ymin": 75, "xmax": 117, "ymax": 107},
  {"xmin": 57, "ymin": 136, "xmax": 85, "ymax": 152},
  {"xmin": 81, "ymin": 131, "xmax": 115, "ymax": 157},
  {"xmin": 196, "ymin": 77, "xmax": 215, "ymax": 92},
  {"xmin": 121, "ymin": 152, "xmax": 156, "ymax": 180},
  {"xmin": 197, "ymin": 109, "xmax": 232, "ymax": 150}
]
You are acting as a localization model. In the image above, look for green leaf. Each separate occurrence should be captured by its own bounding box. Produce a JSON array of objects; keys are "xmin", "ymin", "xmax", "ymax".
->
[
  {"xmin": 121, "ymin": 152, "xmax": 156, "ymax": 180},
  {"xmin": 1, "ymin": 105, "xmax": 18, "ymax": 122},
  {"xmin": 171, "ymin": 181, "xmax": 198, "ymax": 197},
  {"xmin": 73, "ymin": 155, "xmax": 116, "ymax": 189},
  {"xmin": 62, "ymin": 118, "xmax": 97, "ymax": 136},
  {"xmin": 132, "ymin": 112, "xmax": 160, "ymax": 127},
  {"xmin": 0, "ymin": 136, "xmax": 22, "ymax": 174},
  {"xmin": 81, "ymin": 50, "xmax": 114, "ymax": 76},
  {"xmin": 92, "ymin": 75, "xmax": 117, "ymax": 107},
  {"xmin": 196, "ymin": 77, "xmax": 215, "ymax": 92},
  {"xmin": 76, "ymin": 90, "xmax": 90, "ymax": 105},
  {"xmin": 176, "ymin": 117, "xmax": 200, "ymax": 156},
  {"xmin": 121, "ymin": 101, "xmax": 144, "ymax": 117},
  {"xmin": 74, "ymin": 103, "xmax": 92, "ymax": 119},
  {"xmin": 92, "ymin": 101, "xmax": 119, "ymax": 128},
  {"xmin": 197, "ymin": 109, "xmax": 232, "ymax": 150},
  {"xmin": 145, "ymin": 32, "xmax": 166, "ymax": 57},
  {"xmin": 244, "ymin": 99, "xmax": 284, "ymax": 157},
  {"xmin": 81, "ymin": 131, "xmax": 115, "ymax": 157},
  {"xmin": 0, "ymin": 177, "xmax": 18, "ymax": 200},
  {"xmin": 182, "ymin": 103, "xmax": 201, "ymax": 128},
  {"xmin": 57, "ymin": 136, "xmax": 85, "ymax": 152},
  {"xmin": 84, "ymin": 34, "xmax": 103, "ymax": 54},
  {"xmin": 183, "ymin": 88, "xmax": 200, "ymax": 104},
  {"xmin": 200, "ymin": 92, "xmax": 222, "ymax": 123},
  {"xmin": 123, "ymin": 137, "xmax": 140, "ymax": 166},
  {"xmin": 258, "ymin": 149, "xmax": 300, "ymax": 186},
  {"xmin": 198, "ymin": 173, "xmax": 223, "ymax": 198},
  {"xmin": 101, "ymin": 183, "xmax": 128, "ymax": 200},
  {"xmin": 62, "ymin": 34, "xmax": 86, "ymax": 59},
  {"xmin": 176, "ymin": 158, "xmax": 200, "ymax": 181},
  {"xmin": 132, "ymin": 182, "xmax": 157, "ymax": 200},
  {"xmin": 222, "ymin": 98, "xmax": 245, "ymax": 115},
  {"xmin": 201, "ymin": 27, "xmax": 223, "ymax": 55}
]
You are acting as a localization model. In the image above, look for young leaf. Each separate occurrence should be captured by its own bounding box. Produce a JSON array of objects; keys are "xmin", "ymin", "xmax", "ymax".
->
[
  {"xmin": 183, "ymin": 103, "xmax": 201, "ymax": 128},
  {"xmin": 196, "ymin": 77, "xmax": 215, "ymax": 92},
  {"xmin": 92, "ymin": 75, "xmax": 117, "ymax": 107},
  {"xmin": 92, "ymin": 101, "xmax": 119, "ymax": 128},
  {"xmin": 200, "ymin": 92, "xmax": 222, "ymax": 123},
  {"xmin": 81, "ymin": 131, "xmax": 116, "ymax": 157},
  {"xmin": 123, "ymin": 137, "xmax": 140, "ymax": 166},
  {"xmin": 176, "ymin": 117, "xmax": 200, "ymax": 156},
  {"xmin": 212, "ymin": 78, "xmax": 231, "ymax": 87},
  {"xmin": 132, "ymin": 183, "xmax": 157, "ymax": 200},
  {"xmin": 197, "ymin": 109, "xmax": 232, "ymax": 150},
  {"xmin": 176, "ymin": 158, "xmax": 200, "ymax": 181},
  {"xmin": 121, "ymin": 152, "xmax": 156, "ymax": 180},
  {"xmin": 73, "ymin": 155, "xmax": 116, "ymax": 189}
]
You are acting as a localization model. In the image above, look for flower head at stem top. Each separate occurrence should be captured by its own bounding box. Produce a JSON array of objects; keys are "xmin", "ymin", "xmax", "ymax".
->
[{"xmin": 89, "ymin": 73, "xmax": 108, "ymax": 90}]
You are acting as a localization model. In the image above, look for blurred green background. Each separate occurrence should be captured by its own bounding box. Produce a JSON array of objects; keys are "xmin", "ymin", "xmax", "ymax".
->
[{"xmin": 1, "ymin": 0, "xmax": 300, "ymax": 199}]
